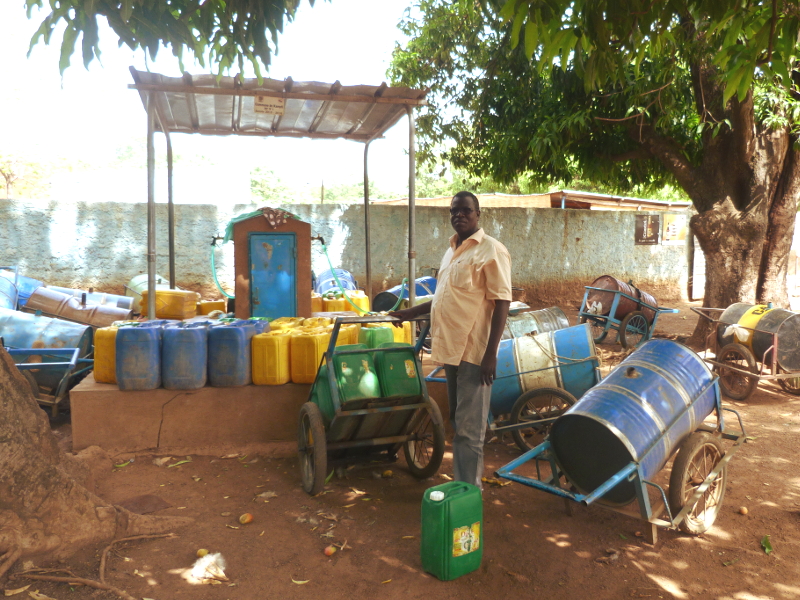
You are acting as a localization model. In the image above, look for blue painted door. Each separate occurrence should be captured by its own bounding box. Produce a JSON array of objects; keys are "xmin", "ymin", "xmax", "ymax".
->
[{"xmin": 249, "ymin": 233, "xmax": 297, "ymax": 318}]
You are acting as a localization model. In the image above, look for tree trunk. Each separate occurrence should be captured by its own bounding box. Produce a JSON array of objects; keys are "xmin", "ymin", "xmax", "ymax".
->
[{"xmin": 0, "ymin": 348, "xmax": 190, "ymax": 579}]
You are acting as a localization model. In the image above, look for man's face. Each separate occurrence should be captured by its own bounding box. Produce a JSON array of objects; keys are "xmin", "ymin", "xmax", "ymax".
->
[{"xmin": 450, "ymin": 195, "xmax": 479, "ymax": 236}]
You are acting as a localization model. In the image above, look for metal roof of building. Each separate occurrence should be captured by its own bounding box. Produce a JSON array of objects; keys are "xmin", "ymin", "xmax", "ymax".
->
[
  {"xmin": 129, "ymin": 68, "xmax": 428, "ymax": 142},
  {"xmin": 375, "ymin": 190, "xmax": 693, "ymax": 211}
]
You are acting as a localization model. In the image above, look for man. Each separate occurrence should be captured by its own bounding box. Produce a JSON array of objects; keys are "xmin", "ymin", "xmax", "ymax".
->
[{"xmin": 391, "ymin": 191, "xmax": 511, "ymax": 487}]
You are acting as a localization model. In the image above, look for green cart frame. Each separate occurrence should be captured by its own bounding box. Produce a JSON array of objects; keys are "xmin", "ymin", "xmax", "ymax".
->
[{"xmin": 298, "ymin": 316, "xmax": 445, "ymax": 495}]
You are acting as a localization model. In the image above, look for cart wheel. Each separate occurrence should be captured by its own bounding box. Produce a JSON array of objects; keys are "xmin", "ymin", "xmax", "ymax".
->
[
  {"xmin": 297, "ymin": 402, "xmax": 327, "ymax": 495},
  {"xmin": 715, "ymin": 343, "xmax": 758, "ymax": 401},
  {"xmin": 777, "ymin": 368, "xmax": 800, "ymax": 396},
  {"xmin": 580, "ymin": 315, "xmax": 608, "ymax": 344},
  {"xmin": 510, "ymin": 388, "xmax": 577, "ymax": 452},
  {"xmin": 668, "ymin": 432, "xmax": 727, "ymax": 535},
  {"xmin": 21, "ymin": 370, "xmax": 41, "ymax": 399},
  {"xmin": 619, "ymin": 311, "xmax": 649, "ymax": 349},
  {"xmin": 403, "ymin": 401, "xmax": 445, "ymax": 479}
]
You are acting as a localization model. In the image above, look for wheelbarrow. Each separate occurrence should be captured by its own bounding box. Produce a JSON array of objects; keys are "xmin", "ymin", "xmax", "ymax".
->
[
  {"xmin": 495, "ymin": 339, "xmax": 747, "ymax": 544},
  {"xmin": 426, "ymin": 322, "xmax": 602, "ymax": 453},
  {"xmin": 578, "ymin": 279, "xmax": 679, "ymax": 349},
  {"xmin": 4, "ymin": 345, "xmax": 93, "ymax": 417},
  {"xmin": 692, "ymin": 304, "xmax": 800, "ymax": 401},
  {"xmin": 298, "ymin": 316, "xmax": 446, "ymax": 495}
]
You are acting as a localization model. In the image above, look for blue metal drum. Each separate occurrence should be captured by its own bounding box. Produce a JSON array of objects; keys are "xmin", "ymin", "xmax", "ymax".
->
[
  {"xmin": 0, "ymin": 270, "xmax": 42, "ymax": 308},
  {"xmin": 0, "ymin": 307, "xmax": 94, "ymax": 391},
  {"xmin": 315, "ymin": 269, "xmax": 357, "ymax": 294},
  {"xmin": 372, "ymin": 276, "xmax": 437, "ymax": 312},
  {"xmin": 162, "ymin": 323, "xmax": 208, "ymax": 390},
  {"xmin": 550, "ymin": 339, "xmax": 718, "ymax": 506},
  {"xmin": 552, "ymin": 323, "xmax": 599, "ymax": 401},
  {"xmin": 0, "ymin": 278, "xmax": 17, "ymax": 310},
  {"xmin": 489, "ymin": 339, "xmax": 523, "ymax": 416}
]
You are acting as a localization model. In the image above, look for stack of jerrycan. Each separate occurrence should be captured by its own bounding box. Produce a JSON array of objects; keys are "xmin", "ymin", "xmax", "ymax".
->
[{"xmin": 24, "ymin": 287, "xmax": 133, "ymax": 328}]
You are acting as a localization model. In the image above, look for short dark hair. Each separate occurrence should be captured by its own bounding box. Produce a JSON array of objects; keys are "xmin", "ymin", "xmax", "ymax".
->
[{"xmin": 452, "ymin": 191, "xmax": 479, "ymax": 212}]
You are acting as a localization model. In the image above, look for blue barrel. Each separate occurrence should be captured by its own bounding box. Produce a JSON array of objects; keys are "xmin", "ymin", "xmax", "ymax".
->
[
  {"xmin": 116, "ymin": 325, "xmax": 162, "ymax": 390},
  {"xmin": 0, "ymin": 307, "xmax": 94, "ymax": 391},
  {"xmin": 552, "ymin": 324, "xmax": 599, "ymax": 401},
  {"xmin": 489, "ymin": 339, "xmax": 523, "ymax": 416},
  {"xmin": 162, "ymin": 324, "xmax": 208, "ymax": 390},
  {"xmin": 315, "ymin": 269, "xmax": 357, "ymax": 294},
  {"xmin": 550, "ymin": 339, "xmax": 718, "ymax": 506},
  {"xmin": 372, "ymin": 276, "xmax": 437, "ymax": 312},
  {"xmin": 208, "ymin": 320, "xmax": 258, "ymax": 386},
  {"xmin": 0, "ymin": 278, "xmax": 17, "ymax": 310},
  {"xmin": 0, "ymin": 270, "xmax": 42, "ymax": 307}
]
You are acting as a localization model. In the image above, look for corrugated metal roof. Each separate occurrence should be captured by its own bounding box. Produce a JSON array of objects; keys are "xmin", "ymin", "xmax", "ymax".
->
[
  {"xmin": 375, "ymin": 191, "xmax": 692, "ymax": 211},
  {"xmin": 129, "ymin": 68, "xmax": 428, "ymax": 142}
]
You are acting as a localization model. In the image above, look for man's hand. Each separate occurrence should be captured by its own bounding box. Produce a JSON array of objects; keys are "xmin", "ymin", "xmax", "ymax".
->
[
  {"xmin": 480, "ymin": 352, "xmax": 497, "ymax": 386},
  {"xmin": 388, "ymin": 308, "xmax": 414, "ymax": 328}
]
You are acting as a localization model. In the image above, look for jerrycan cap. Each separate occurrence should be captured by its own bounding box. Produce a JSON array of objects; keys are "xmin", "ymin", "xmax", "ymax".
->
[{"xmin": 430, "ymin": 491, "xmax": 445, "ymax": 502}]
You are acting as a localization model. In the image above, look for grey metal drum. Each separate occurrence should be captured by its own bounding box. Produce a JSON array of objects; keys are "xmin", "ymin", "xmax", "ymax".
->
[
  {"xmin": 549, "ymin": 339, "xmax": 718, "ymax": 506},
  {"xmin": 24, "ymin": 287, "xmax": 133, "ymax": 328},
  {"xmin": 752, "ymin": 308, "xmax": 800, "ymax": 372},
  {"xmin": 501, "ymin": 306, "xmax": 570, "ymax": 339}
]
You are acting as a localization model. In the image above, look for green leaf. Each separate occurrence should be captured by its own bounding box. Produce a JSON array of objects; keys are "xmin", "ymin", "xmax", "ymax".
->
[
  {"xmin": 324, "ymin": 470, "xmax": 335, "ymax": 485},
  {"xmin": 723, "ymin": 65, "xmax": 747, "ymax": 105},
  {"xmin": 499, "ymin": 0, "xmax": 518, "ymax": 22},
  {"xmin": 58, "ymin": 24, "xmax": 79, "ymax": 74},
  {"xmin": 524, "ymin": 20, "xmax": 538, "ymax": 59},
  {"xmin": 510, "ymin": 4, "xmax": 526, "ymax": 49},
  {"xmin": 761, "ymin": 535, "xmax": 773, "ymax": 555}
]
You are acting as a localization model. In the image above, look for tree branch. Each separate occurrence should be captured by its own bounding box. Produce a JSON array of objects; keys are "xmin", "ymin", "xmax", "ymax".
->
[{"xmin": 628, "ymin": 124, "xmax": 701, "ymax": 197}]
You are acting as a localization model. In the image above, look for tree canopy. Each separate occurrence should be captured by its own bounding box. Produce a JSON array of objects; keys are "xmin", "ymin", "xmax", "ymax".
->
[
  {"xmin": 390, "ymin": 0, "xmax": 800, "ymax": 314},
  {"xmin": 390, "ymin": 0, "xmax": 800, "ymax": 197},
  {"xmin": 25, "ymin": 0, "xmax": 317, "ymax": 76}
]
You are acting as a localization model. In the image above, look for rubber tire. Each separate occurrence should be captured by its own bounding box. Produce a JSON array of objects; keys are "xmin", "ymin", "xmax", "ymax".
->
[
  {"xmin": 21, "ymin": 370, "xmax": 41, "ymax": 399},
  {"xmin": 715, "ymin": 343, "xmax": 758, "ymax": 401},
  {"xmin": 580, "ymin": 315, "xmax": 608, "ymax": 344},
  {"xmin": 668, "ymin": 432, "xmax": 727, "ymax": 535},
  {"xmin": 510, "ymin": 387, "xmax": 577, "ymax": 452},
  {"xmin": 403, "ymin": 400, "xmax": 445, "ymax": 479},
  {"xmin": 619, "ymin": 311, "xmax": 649, "ymax": 349},
  {"xmin": 297, "ymin": 402, "xmax": 327, "ymax": 495},
  {"xmin": 777, "ymin": 368, "xmax": 800, "ymax": 396}
]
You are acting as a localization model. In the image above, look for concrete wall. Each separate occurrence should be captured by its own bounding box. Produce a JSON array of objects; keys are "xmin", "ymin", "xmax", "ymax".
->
[{"xmin": 0, "ymin": 198, "xmax": 690, "ymax": 305}]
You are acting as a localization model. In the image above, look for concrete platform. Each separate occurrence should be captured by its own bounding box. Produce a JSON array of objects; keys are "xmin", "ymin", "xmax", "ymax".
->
[
  {"xmin": 70, "ymin": 373, "xmax": 312, "ymax": 456},
  {"xmin": 70, "ymin": 359, "xmax": 449, "ymax": 457}
]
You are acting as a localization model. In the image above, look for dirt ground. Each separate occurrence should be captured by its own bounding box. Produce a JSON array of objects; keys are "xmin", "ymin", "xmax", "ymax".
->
[{"xmin": 10, "ymin": 299, "xmax": 800, "ymax": 600}]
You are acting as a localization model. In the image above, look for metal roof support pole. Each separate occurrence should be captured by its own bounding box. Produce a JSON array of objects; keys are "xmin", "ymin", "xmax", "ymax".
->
[
  {"xmin": 406, "ymin": 105, "xmax": 416, "ymax": 342},
  {"xmin": 146, "ymin": 92, "xmax": 157, "ymax": 320},
  {"xmin": 363, "ymin": 141, "xmax": 372, "ymax": 301},
  {"xmin": 165, "ymin": 131, "xmax": 175, "ymax": 289}
]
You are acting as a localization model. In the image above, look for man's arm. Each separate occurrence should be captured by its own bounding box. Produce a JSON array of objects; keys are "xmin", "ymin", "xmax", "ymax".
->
[
  {"xmin": 480, "ymin": 300, "xmax": 510, "ymax": 386},
  {"xmin": 388, "ymin": 301, "xmax": 432, "ymax": 327}
]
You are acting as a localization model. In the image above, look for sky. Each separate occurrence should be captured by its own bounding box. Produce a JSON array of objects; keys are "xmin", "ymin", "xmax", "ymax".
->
[{"xmin": 0, "ymin": 1, "xmax": 416, "ymax": 203}]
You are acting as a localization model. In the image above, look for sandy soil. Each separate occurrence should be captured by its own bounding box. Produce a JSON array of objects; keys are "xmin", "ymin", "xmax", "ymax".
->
[{"xmin": 9, "ymin": 300, "xmax": 800, "ymax": 600}]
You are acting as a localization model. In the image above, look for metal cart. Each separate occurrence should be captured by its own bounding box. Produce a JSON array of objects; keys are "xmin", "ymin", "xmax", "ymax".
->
[
  {"xmin": 298, "ymin": 316, "xmax": 445, "ymax": 495},
  {"xmin": 5, "ymin": 345, "xmax": 93, "ymax": 417},
  {"xmin": 496, "ymin": 372, "xmax": 746, "ymax": 545},
  {"xmin": 692, "ymin": 306, "xmax": 800, "ymax": 401},
  {"xmin": 425, "ymin": 322, "xmax": 602, "ymax": 453},
  {"xmin": 579, "ymin": 285, "xmax": 679, "ymax": 349}
]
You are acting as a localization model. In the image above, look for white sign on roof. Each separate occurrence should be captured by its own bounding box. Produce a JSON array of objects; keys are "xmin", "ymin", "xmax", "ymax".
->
[{"xmin": 255, "ymin": 96, "xmax": 285, "ymax": 115}]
